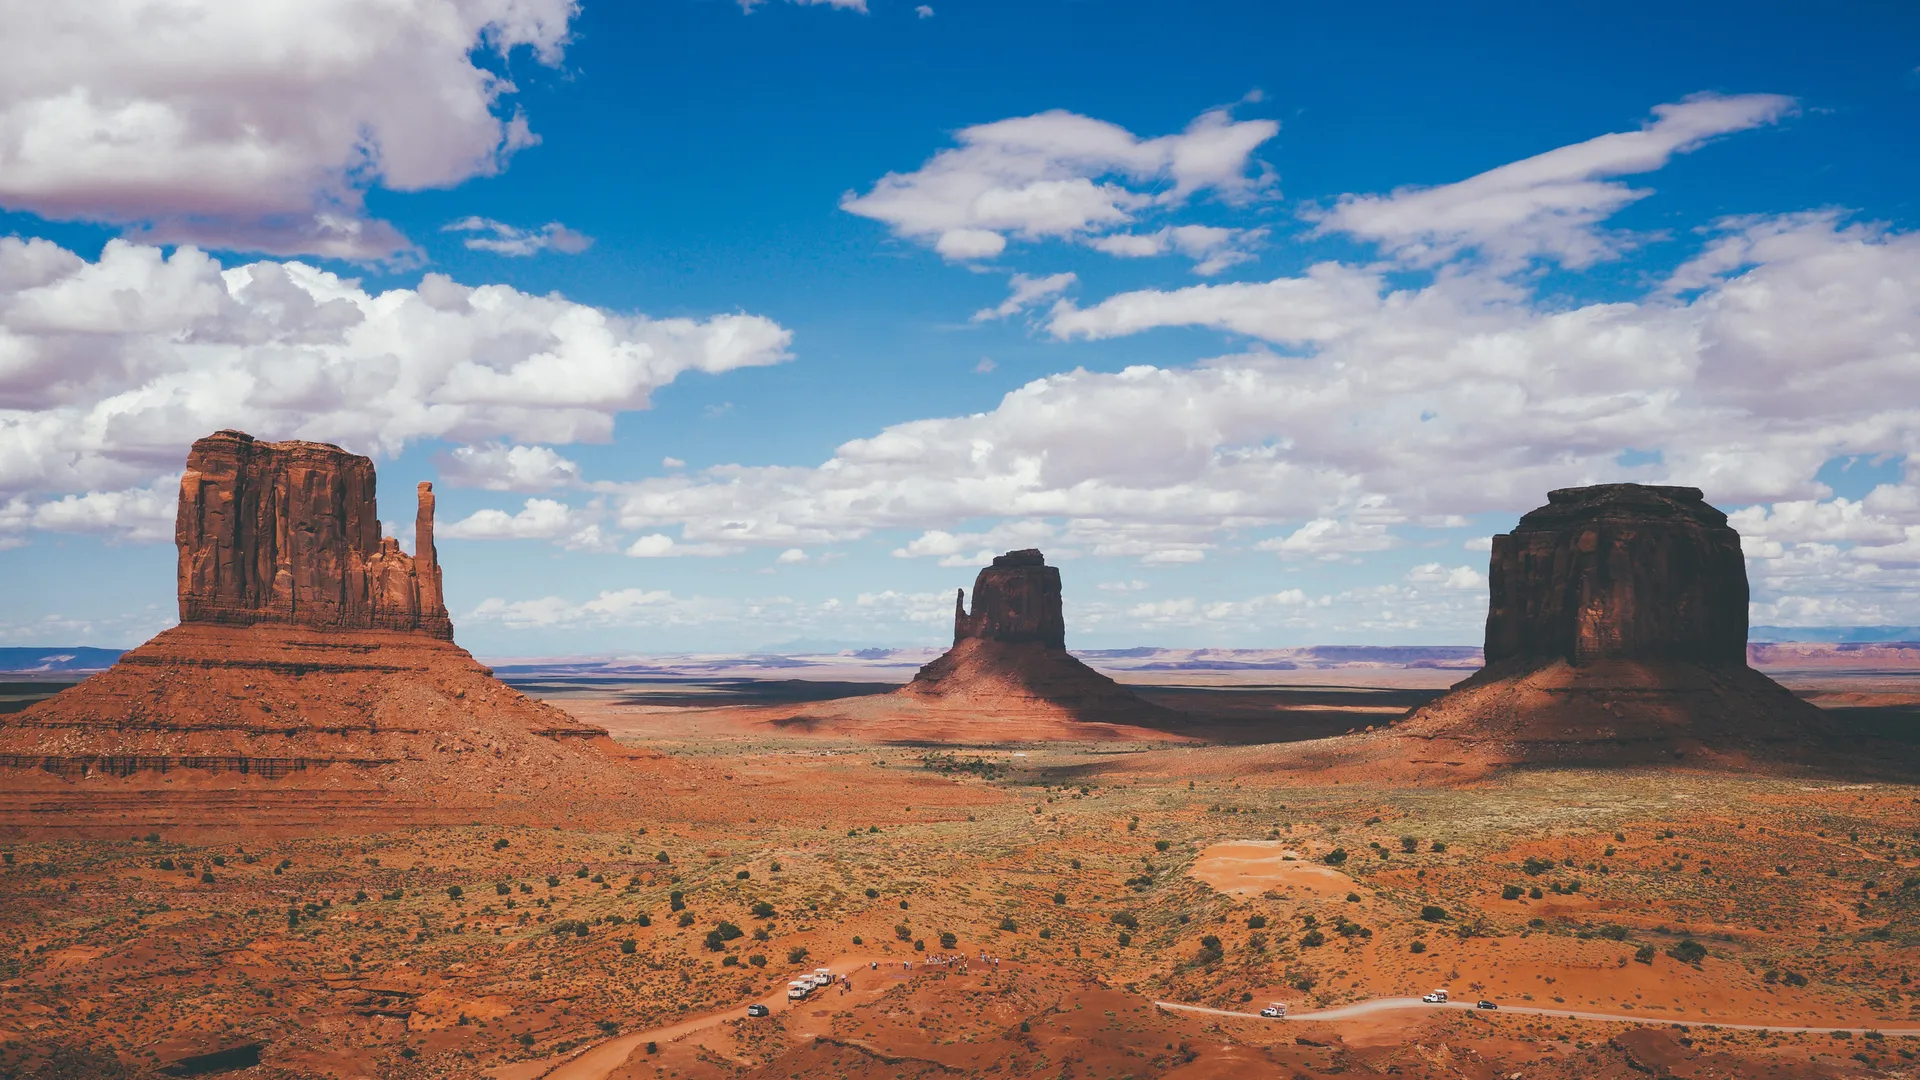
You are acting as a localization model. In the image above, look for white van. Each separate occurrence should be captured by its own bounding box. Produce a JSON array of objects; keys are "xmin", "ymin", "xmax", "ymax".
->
[
  {"xmin": 787, "ymin": 980, "xmax": 811, "ymax": 1000},
  {"xmin": 812, "ymin": 968, "xmax": 833, "ymax": 987}
]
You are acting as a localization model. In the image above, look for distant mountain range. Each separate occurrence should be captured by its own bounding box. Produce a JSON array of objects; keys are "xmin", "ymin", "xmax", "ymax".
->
[
  {"xmin": 8, "ymin": 634, "xmax": 1919, "ymax": 677},
  {"xmin": 0, "ymin": 647, "xmax": 126, "ymax": 674},
  {"xmin": 1749, "ymin": 626, "xmax": 1920, "ymax": 643}
]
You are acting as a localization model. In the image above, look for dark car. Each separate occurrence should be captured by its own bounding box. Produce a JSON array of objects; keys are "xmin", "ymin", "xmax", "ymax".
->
[
  {"xmin": 1475, "ymin": 1000, "xmax": 1498, "ymax": 1010},
  {"xmin": 746, "ymin": 1003, "xmax": 770, "ymax": 1017}
]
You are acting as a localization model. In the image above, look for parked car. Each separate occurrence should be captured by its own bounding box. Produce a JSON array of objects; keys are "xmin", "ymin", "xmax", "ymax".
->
[
  {"xmin": 746, "ymin": 1003, "xmax": 770, "ymax": 1017},
  {"xmin": 1475, "ymin": 1000, "xmax": 1498, "ymax": 1010}
]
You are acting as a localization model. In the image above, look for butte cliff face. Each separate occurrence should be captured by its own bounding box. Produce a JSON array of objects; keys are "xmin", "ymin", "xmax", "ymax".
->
[
  {"xmin": 1398, "ymin": 483, "xmax": 1822, "ymax": 763},
  {"xmin": 951, "ymin": 549, "xmax": 1067, "ymax": 648},
  {"xmin": 0, "ymin": 430, "xmax": 662, "ymax": 831},
  {"xmin": 176, "ymin": 430, "xmax": 451, "ymax": 637},
  {"xmin": 899, "ymin": 549, "xmax": 1175, "ymax": 728},
  {"xmin": 1483, "ymin": 484, "xmax": 1747, "ymax": 669}
]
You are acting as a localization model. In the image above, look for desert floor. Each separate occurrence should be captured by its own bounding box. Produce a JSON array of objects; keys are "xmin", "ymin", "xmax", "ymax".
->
[{"xmin": 2, "ymin": 673, "xmax": 1918, "ymax": 1078}]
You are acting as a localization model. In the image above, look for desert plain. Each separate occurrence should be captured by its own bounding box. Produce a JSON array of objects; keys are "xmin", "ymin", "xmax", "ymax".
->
[{"xmin": 3, "ymin": 657, "xmax": 1919, "ymax": 1080}]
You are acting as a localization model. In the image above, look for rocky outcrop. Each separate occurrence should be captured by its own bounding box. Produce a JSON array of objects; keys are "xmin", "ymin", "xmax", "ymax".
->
[
  {"xmin": 176, "ymin": 430, "xmax": 451, "ymax": 638},
  {"xmin": 0, "ymin": 429, "xmax": 673, "ymax": 828},
  {"xmin": 901, "ymin": 550, "xmax": 1176, "ymax": 727},
  {"xmin": 1399, "ymin": 483, "xmax": 1825, "ymax": 763},
  {"xmin": 952, "ymin": 549, "xmax": 1066, "ymax": 648},
  {"xmin": 1484, "ymin": 484, "xmax": 1746, "ymax": 667}
]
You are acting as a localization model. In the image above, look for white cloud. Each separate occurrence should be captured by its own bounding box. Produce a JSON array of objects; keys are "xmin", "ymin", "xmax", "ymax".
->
[
  {"xmin": 24, "ymin": 479, "xmax": 178, "ymax": 543},
  {"xmin": 0, "ymin": 0, "xmax": 578, "ymax": 259},
  {"xmin": 1097, "ymin": 579, "xmax": 1149, "ymax": 593},
  {"xmin": 1311, "ymin": 93, "xmax": 1794, "ymax": 269},
  {"xmin": 740, "ymin": 0, "xmax": 869, "ymax": 11},
  {"xmin": 1404, "ymin": 562, "xmax": 1488, "ymax": 591},
  {"xmin": 776, "ymin": 547, "xmax": 808, "ymax": 564},
  {"xmin": 440, "ymin": 497, "xmax": 586, "ymax": 541},
  {"xmin": 662, "ymin": 457, "xmax": 687, "ymax": 469},
  {"xmin": 973, "ymin": 272, "xmax": 1076, "ymax": 322},
  {"xmin": 597, "ymin": 209, "xmax": 1920, "ymax": 637},
  {"xmin": 625, "ymin": 534, "xmax": 738, "ymax": 558},
  {"xmin": 842, "ymin": 106, "xmax": 1277, "ymax": 262},
  {"xmin": 0, "ymin": 238, "xmax": 792, "ymax": 524},
  {"xmin": 1085, "ymin": 225, "xmax": 1267, "ymax": 275},
  {"xmin": 443, "ymin": 217, "xmax": 594, "ymax": 257},
  {"xmin": 1258, "ymin": 518, "xmax": 1397, "ymax": 560},
  {"xmin": 1047, "ymin": 261, "xmax": 1386, "ymax": 345},
  {"xmin": 916, "ymin": 4, "xmax": 934, "ymax": 16},
  {"xmin": 436, "ymin": 444, "xmax": 582, "ymax": 491}
]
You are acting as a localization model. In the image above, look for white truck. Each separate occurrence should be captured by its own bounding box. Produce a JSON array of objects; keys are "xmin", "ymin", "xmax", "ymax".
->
[
  {"xmin": 1421, "ymin": 988, "xmax": 1449, "ymax": 1004},
  {"xmin": 787, "ymin": 980, "xmax": 811, "ymax": 1000},
  {"xmin": 812, "ymin": 968, "xmax": 833, "ymax": 988},
  {"xmin": 1258, "ymin": 1002, "xmax": 1288, "ymax": 1019}
]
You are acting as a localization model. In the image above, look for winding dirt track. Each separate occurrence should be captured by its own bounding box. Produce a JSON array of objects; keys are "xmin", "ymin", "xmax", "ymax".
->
[{"xmin": 1155, "ymin": 996, "xmax": 1920, "ymax": 1035}]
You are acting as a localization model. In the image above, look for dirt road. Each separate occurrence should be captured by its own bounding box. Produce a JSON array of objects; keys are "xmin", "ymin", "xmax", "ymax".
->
[{"xmin": 1155, "ymin": 996, "xmax": 1920, "ymax": 1035}]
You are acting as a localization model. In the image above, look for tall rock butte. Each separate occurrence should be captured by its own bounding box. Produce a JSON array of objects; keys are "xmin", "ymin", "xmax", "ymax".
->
[
  {"xmin": 176, "ymin": 430, "xmax": 452, "ymax": 637},
  {"xmin": 897, "ymin": 549, "xmax": 1176, "ymax": 727},
  {"xmin": 0, "ymin": 431, "xmax": 661, "ymax": 831},
  {"xmin": 1399, "ymin": 483, "xmax": 1823, "ymax": 762}
]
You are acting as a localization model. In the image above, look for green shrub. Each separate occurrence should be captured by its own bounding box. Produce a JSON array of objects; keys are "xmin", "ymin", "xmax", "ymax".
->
[
  {"xmin": 1502, "ymin": 884, "xmax": 1523, "ymax": 900},
  {"xmin": 788, "ymin": 946, "xmax": 809, "ymax": 963},
  {"xmin": 1247, "ymin": 914, "xmax": 1267, "ymax": 929},
  {"xmin": 1634, "ymin": 945, "xmax": 1656, "ymax": 964},
  {"xmin": 1111, "ymin": 911, "xmax": 1139, "ymax": 930},
  {"xmin": 939, "ymin": 931, "xmax": 957, "ymax": 949},
  {"xmin": 1322, "ymin": 848, "xmax": 1348, "ymax": 867},
  {"xmin": 1400, "ymin": 836, "xmax": 1418, "ymax": 853},
  {"xmin": 619, "ymin": 939, "xmax": 637, "ymax": 954},
  {"xmin": 751, "ymin": 901, "xmax": 776, "ymax": 918},
  {"xmin": 999, "ymin": 917, "xmax": 1017, "ymax": 932},
  {"xmin": 1419, "ymin": 905, "xmax": 1448, "ymax": 922}
]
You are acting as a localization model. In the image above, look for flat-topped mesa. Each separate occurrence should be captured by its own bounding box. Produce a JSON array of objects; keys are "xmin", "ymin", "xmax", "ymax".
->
[
  {"xmin": 176, "ymin": 430, "xmax": 452, "ymax": 638},
  {"xmin": 953, "ymin": 548, "xmax": 1066, "ymax": 649},
  {"xmin": 1396, "ymin": 481, "xmax": 1825, "ymax": 764},
  {"xmin": 1484, "ymin": 483, "xmax": 1747, "ymax": 670}
]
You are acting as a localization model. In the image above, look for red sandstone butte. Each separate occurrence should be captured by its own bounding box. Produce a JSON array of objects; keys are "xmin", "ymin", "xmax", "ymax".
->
[
  {"xmin": 176, "ymin": 430, "xmax": 451, "ymax": 637},
  {"xmin": 898, "ymin": 549, "xmax": 1176, "ymax": 726},
  {"xmin": 1398, "ymin": 483, "xmax": 1824, "ymax": 763},
  {"xmin": 0, "ymin": 431, "xmax": 663, "ymax": 831}
]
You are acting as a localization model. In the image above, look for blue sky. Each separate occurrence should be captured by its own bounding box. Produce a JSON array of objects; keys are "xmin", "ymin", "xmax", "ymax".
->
[{"xmin": 2, "ymin": 1, "xmax": 1918, "ymax": 656}]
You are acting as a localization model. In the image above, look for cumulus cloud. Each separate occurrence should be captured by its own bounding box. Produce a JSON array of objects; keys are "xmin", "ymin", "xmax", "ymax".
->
[
  {"xmin": 1404, "ymin": 563, "xmax": 1488, "ymax": 591},
  {"xmin": 598, "ymin": 210, "xmax": 1920, "ymax": 626},
  {"xmin": 1086, "ymin": 225, "xmax": 1267, "ymax": 275},
  {"xmin": 972, "ymin": 272, "xmax": 1076, "ymax": 322},
  {"xmin": 842, "ymin": 106, "xmax": 1277, "ymax": 262},
  {"xmin": 739, "ymin": 0, "xmax": 868, "ymax": 10},
  {"xmin": 441, "ymin": 498, "xmax": 585, "ymax": 540},
  {"xmin": 1047, "ymin": 262, "xmax": 1386, "ymax": 345},
  {"xmin": 23, "ymin": 479, "xmax": 178, "ymax": 543},
  {"xmin": 443, "ymin": 217, "xmax": 594, "ymax": 257},
  {"xmin": 436, "ymin": 444, "xmax": 582, "ymax": 491},
  {"xmin": 0, "ymin": 239, "xmax": 791, "ymax": 522},
  {"xmin": 1310, "ymin": 93, "xmax": 1794, "ymax": 269},
  {"xmin": 0, "ymin": 0, "xmax": 578, "ymax": 259}
]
